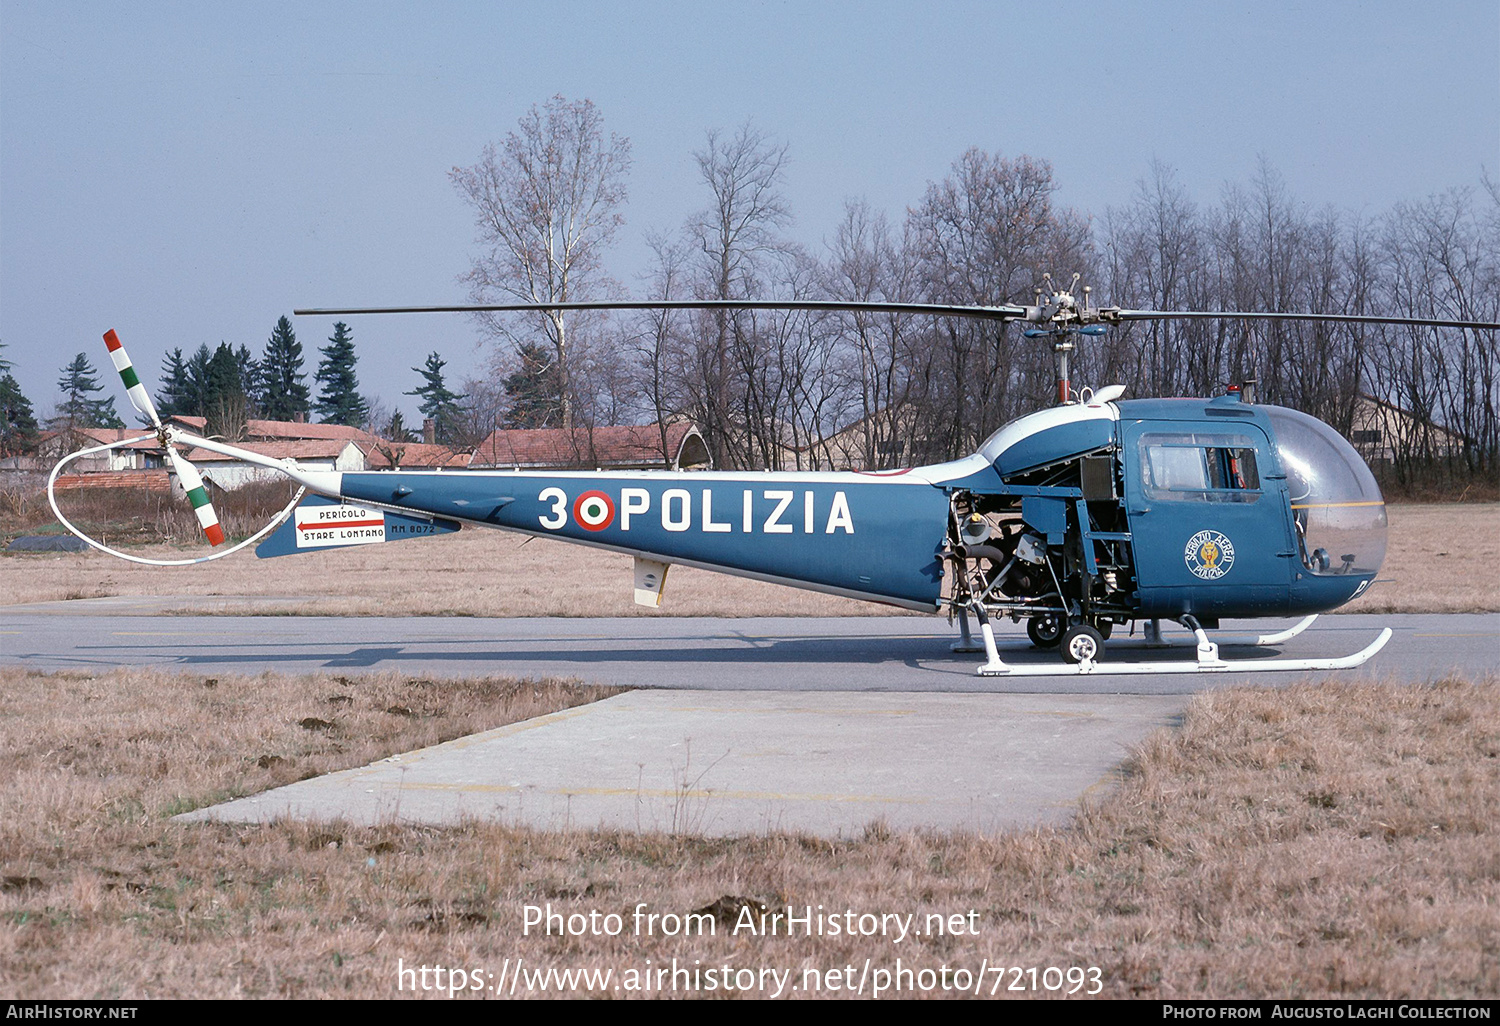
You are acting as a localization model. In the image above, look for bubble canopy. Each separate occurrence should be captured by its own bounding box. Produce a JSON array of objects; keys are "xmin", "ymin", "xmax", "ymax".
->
[{"xmin": 1263, "ymin": 405, "xmax": 1387, "ymax": 576}]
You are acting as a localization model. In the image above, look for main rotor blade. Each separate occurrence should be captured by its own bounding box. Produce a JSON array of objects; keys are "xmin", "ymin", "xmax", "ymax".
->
[
  {"xmin": 293, "ymin": 299, "xmax": 1031, "ymax": 322},
  {"xmin": 296, "ymin": 299, "xmax": 1500, "ymax": 331},
  {"xmin": 1110, "ymin": 309, "xmax": 1500, "ymax": 331}
]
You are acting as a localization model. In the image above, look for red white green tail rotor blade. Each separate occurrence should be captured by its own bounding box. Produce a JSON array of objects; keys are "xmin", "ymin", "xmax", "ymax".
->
[
  {"xmin": 102, "ymin": 329, "xmax": 163, "ymax": 428},
  {"xmin": 163, "ymin": 443, "xmax": 225, "ymax": 547}
]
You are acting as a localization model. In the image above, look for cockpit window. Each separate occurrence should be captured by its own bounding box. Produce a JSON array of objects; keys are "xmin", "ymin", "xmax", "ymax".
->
[
  {"xmin": 1140, "ymin": 432, "xmax": 1261, "ymax": 502},
  {"xmin": 1263, "ymin": 405, "xmax": 1387, "ymax": 576}
]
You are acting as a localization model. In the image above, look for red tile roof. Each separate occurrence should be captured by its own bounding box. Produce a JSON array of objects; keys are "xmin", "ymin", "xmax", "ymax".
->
[
  {"xmin": 180, "ymin": 439, "xmax": 362, "ymax": 462},
  {"xmin": 40, "ymin": 427, "xmax": 160, "ymax": 450},
  {"xmin": 363, "ymin": 442, "xmax": 473, "ymax": 469},
  {"xmin": 51, "ymin": 469, "xmax": 173, "ymax": 492},
  {"xmin": 168, "ymin": 415, "xmax": 372, "ymax": 442},
  {"xmin": 250, "ymin": 419, "xmax": 370, "ymax": 441},
  {"xmin": 165, "ymin": 416, "xmax": 472, "ymax": 468}
]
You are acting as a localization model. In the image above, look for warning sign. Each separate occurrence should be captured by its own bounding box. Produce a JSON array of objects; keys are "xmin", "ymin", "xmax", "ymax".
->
[{"xmin": 293, "ymin": 504, "xmax": 386, "ymax": 548}]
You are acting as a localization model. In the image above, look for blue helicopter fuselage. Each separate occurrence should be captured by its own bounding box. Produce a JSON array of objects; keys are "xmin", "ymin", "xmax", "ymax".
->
[
  {"xmin": 333, "ymin": 467, "xmax": 954, "ymax": 610},
  {"xmin": 296, "ymin": 393, "xmax": 1386, "ymax": 622}
]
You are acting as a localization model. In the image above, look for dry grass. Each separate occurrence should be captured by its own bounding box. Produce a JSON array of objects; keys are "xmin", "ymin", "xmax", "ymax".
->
[
  {"xmin": 3, "ymin": 499, "xmax": 1497, "ymax": 616},
  {"xmin": 12, "ymin": 477, "xmax": 303, "ymax": 548},
  {"xmin": 1, "ymin": 668, "xmax": 1494, "ymax": 999},
  {"xmin": 0, "ymin": 515, "xmax": 895, "ymax": 617},
  {"xmin": 1343, "ymin": 503, "xmax": 1500, "ymax": 613}
]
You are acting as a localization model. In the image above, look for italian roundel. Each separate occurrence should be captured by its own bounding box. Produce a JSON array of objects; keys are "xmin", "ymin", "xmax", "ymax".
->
[{"xmin": 573, "ymin": 490, "xmax": 616, "ymax": 531}]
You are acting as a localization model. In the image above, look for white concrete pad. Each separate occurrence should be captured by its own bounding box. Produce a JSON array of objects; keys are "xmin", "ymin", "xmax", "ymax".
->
[{"xmin": 180, "ymin": 690, "xmax": 1187, "ymax": 837}]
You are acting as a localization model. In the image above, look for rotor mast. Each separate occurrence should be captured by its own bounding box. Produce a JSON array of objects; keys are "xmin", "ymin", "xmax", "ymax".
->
[{"xmin": 1022, "ymin": 273, "xmax": 1101, "ymax": 405}]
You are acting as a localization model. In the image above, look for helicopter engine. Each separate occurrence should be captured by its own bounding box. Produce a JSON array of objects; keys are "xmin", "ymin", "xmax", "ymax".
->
[{"xmin": 950, "ymin": 518, "xmax": 1050, "ymax": 603}]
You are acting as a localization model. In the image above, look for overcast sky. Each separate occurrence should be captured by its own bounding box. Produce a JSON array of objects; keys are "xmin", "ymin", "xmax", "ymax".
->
[{"xmin": 3, "ymin": 0, "xmax": 1497, "ymax": 423}]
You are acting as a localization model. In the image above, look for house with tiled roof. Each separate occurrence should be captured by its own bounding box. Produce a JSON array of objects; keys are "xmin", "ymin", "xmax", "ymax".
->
[
  {"xmin": 161, "ymin": 413, "xmax": 470, "ymax": 484},
  {"xmin": 177, "ymin": 439, "xmax": 369, "ymax": 491},
  {"xmin": 1348, "ymin": 393, "xmax": 1470, "ymax": 463},
  {"xmin": 35, "ymin": 426, "xmax": 164, "ymax": 473},
  {"xmin": 363, "ymin": 440, "xmax": 473, "ymax": 470}
]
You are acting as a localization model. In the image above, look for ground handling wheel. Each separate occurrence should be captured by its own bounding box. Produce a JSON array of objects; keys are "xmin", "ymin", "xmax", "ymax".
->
[
  {"xmin": 1060, "ymin": 623, "xmax": 1105, "ymax": 664},
  {"xmin": 1026, "ymin": 613, "xmax": 1063, "ymax": 648}
]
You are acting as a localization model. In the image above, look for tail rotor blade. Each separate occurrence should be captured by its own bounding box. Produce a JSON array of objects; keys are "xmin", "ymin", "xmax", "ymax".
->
[
  {"xmin": 164, "ymin": 441, "xmax": 225, "ymax": 547},
  {"xmin": 102, "ymin": 329, "xmax": 163, "ymax": 429}
]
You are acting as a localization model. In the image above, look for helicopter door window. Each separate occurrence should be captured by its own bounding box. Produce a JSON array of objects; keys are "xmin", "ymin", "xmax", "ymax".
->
[
  {"xmin": 1207, "ymin": 447, "xmax": 1259, "ymax": 490},
  {"xmin": 1140, "ymin": 433, "xmax": 1262, "ymax": 503}
]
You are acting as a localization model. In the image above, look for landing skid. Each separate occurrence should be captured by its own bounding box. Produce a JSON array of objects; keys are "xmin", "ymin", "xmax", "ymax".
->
[
  {"xmin": 1140, "ymin": 614, "xmax": 1319, "ymax": 648},
  {"xmin": 961, "ymin": 610, "xmax": 1391, "ymax": 677}
]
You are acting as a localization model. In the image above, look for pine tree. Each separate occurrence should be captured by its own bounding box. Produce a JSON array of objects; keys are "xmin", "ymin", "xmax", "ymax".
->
[
  {"xmin": 313, "ymin": 322, "xmax": 368, "ymax": 426},
  {"xmin": 202, "ymin": 342, "xmax": 248, "ymax": 440},
  {"xmin": 260, "ymin": 316, "xmax": 310, "ymax": 421},
  {"xmin": 0, "ymin": 373, "xmax": 39, "ymax": 455},
  {"xmin": 185, "ymin": 344, "xmax": 213, "ymax": 417},
  {"xmin": 156, "ymin": 348, "xmax": 192, "ymax": 418},
  {"xmin": 55, "ymin": 353, "xmax": 124, "ymax": 429},
  {"xmin": 235, "ymin": 343, "xmax": 261, "ymax": 416},
  {"xmin": 0, "ymin": 339, "xmax": 36, "ymax": 454},
  {"xmin": 405, "ymin": 351, "xmax": 468, "ymax": 444},
  {"xmin": 501, "ymin": 343, "xmax": 563, "ymax": 429},
  {"xmin": 383, "ymin": 410, "xmax": 418, "ymax": 443}
]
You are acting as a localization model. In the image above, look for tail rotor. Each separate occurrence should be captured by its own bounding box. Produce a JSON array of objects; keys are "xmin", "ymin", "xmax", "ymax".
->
[{"xmin": 102, "ymin": 329, "xmax": 225, "ymax": 546}]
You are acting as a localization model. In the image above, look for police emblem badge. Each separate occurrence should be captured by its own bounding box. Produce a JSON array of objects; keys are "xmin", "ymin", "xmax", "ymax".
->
[{"xmin": 1185, "ymin": 530, "xmax": 1235, "ymax": 580}]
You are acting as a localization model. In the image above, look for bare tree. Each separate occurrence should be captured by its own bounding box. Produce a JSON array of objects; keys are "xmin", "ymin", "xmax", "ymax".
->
[
  {"xmin": 629, "ymin": 232, "xmax": 695, "ymax": 462},
  {"xmin": 453, "ymin": 372, "xmax": 508, "ymax": 450},
  {"xmin": 1099, "ymin": 161, "xmax": 1210, "ymax": 398},
  {"xmin": 1378, "ymin": 188, "xmax": 1500, "ymax": 482},
  {"xmin": 772, "ymin": 254, "xmax": 846, "ymax": 469},
  {"xmin": 684, "ymin": 123, "xmax": 794, "ymax": 468},
  {"xmin": 909, "ymin": 148, "xmax": 1092, "ymax": 455},
  {"xmin": 690, "ymin": 123, "xmax": 792, "ymax": 300},
  {"xmin": 826, "ymin": 199, "xmax": 928, "ymax": 467},
  {"xmin": 450, "ymin": 96, "xmax": 631, "ymax": 432},
  {"xmin": 1091, "ymin": 157, "xmax": 1498, "ymax": 489}
]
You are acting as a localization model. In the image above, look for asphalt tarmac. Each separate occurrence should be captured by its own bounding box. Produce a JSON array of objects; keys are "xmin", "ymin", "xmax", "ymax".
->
[
  {"xmin": 2, "ymin": 605, "xmax": 1492, "ymax": 692},
  {"xmin": 5, "ymin": 605, "xmax": 1494, "ymax": 836}
]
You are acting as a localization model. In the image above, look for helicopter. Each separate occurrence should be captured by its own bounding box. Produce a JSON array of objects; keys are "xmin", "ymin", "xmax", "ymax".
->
[{"xmin": 51, "ymin": 276, "xmax": 1500, "ymax": 677}]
